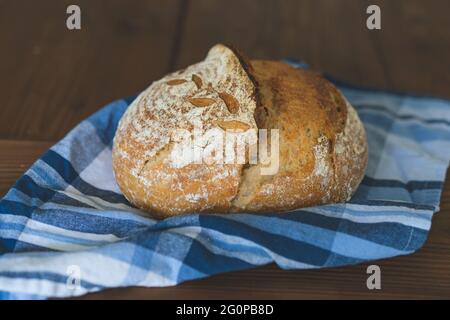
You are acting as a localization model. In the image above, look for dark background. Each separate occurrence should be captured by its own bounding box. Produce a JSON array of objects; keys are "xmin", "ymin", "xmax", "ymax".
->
[{"xmin": 0, "ymin": 0, "xmax": 449, "ymax": 299}]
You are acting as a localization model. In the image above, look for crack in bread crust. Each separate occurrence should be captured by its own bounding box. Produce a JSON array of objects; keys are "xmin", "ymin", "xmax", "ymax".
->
[{"xmin": 112, "ymin": 45, "xmax": 368, "ymax": 218}]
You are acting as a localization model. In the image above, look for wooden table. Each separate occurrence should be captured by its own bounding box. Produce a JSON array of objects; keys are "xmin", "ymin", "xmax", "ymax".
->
[{"xmin": 1, "ymin": 0, "xmax": 449, "ymax": 299}]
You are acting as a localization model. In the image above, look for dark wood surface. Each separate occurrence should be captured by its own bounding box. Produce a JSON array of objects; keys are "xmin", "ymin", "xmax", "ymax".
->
[{"xmin": 0, "ymin": 0, "xmax": 449, "ymax": 299}]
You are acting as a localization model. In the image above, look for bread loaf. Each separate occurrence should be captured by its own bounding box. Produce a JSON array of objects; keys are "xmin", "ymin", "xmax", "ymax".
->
[{"xmin": 112, "ymin": 44, "xmax": 368, "ymax": 219}]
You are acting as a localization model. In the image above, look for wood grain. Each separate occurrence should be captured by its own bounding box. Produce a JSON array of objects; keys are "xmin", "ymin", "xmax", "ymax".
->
[
  {"xmin": 175, "ymin": 0, "xmax": 450, "ymax": 97},
  {"xmin": 1, "ymin": 140, "xmax": 449, "ymax": 299},
  {"xmin": 0, "ymin": 140, "xmax": 53, "ymax": 195},
  {"xmin": 0, "ymin": 0, "xmax": 180, "ymax": 141}
]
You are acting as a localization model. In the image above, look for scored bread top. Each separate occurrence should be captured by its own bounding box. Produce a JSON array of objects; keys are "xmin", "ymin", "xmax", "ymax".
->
[
  {"xmin": 114, "ymin": 44, "xmax": 258, "ymax": 169},
  {"xmin": 112, "ymin": 44, "xmax": 260, "ymax": 216},
  {"xmin": 112, "ymin": 44, "xmax": 368, "ymax": 218}
]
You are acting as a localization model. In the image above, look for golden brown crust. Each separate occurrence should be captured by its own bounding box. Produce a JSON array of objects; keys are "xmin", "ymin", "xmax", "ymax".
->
[
  {"xmin": 229, "ymin": 60, "xmax": 367, "ymax": 212},
  {"xmin": 112, "ymin": 45, "xmax": 368, "ymax": 218}
]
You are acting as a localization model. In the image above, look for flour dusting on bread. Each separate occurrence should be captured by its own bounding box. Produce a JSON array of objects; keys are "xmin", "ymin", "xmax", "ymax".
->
[
  {"xmin": 112, "ymin": 44, "xmax": 368, "ymax": 218},
  {"xmin": 114, "ymin": 44, "xmax": 257, "ymax": 176}
]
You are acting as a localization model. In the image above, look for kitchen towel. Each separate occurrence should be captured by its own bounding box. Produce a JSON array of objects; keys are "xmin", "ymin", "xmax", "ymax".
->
[{"xmin": 1, "ymin": 61, "xmax": 450, "ymax": 299}]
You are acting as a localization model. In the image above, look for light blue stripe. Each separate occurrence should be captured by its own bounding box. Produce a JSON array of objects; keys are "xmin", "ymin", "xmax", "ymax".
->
[
  {"xmin": 0, "ymin": 223, "xmax": 109, "ymax": 248},
  {"xmin": 27, "ymin": 160, "xmax": 69, "ymax": 191},
  {"xmin": 361, "ymin": 113, "xmax": 450, "ymax": 142},
  {"xmin": 343, "ymin": 88, "xmax": 450, "ymax": 119},
  {"xmin": 358, "ymin": 108, "xmax": 450, "ymax": 129},
  {"xmin": 222, "ymin": 215, "xmax": 407, "ymax": 260},
  {"xmin": 3, "ymin": 188, "xmax": 39, "ymax": 205},
  {"xmin": 356, "ymin": 184, "xmax": 443, "ymax": 208},
  {"xmin": 308, "ymin": 204, "xmax": 431, "ymax": 221},
  {"xmin": 331, "ymin": 233, "xmax": 410, "ymax": 259}
]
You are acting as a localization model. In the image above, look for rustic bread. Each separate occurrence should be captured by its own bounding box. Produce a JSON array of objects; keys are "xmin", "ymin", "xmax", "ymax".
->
[{"xmin": 112, "ymin": 44, "xmax": 368, "ymax": 218}]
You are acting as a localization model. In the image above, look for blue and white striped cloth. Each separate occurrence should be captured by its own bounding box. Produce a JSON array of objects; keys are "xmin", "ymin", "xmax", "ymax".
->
[{"xmin": 1, "ymin": 61, "xmax": 450, "ymax": 299}]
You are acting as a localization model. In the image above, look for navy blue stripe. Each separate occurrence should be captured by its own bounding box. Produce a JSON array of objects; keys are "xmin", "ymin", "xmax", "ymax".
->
[
  {"xmin": 34, "ymin": 208, "xmax": 146, "ymax": 237},
  {"xmin": 199, "ymin": 215, "xmax": 352, "ymax": 267},
  {"xmin": 355, "ymin": 104, "xmax": 450, "ymax": 127},
  {"xmin": 0, "ymin": 197, "xmax": 38, "ymax": 252},
  {"xmin": 42, "ymin": 150, "xmax": 130, "ymax": 205},
  {"xmin": 361, "ymin": 176, "xmax": 443, "ymax": 192},
  {"xmin": 180, "ymin": 240, "xmax": 256, "ymax": 276},
  {"xmin": 0, "ymin": 238, "xmax": 17, "ymax": 254},
  {"xmin": 124, "ymin": 95, "xmax": 138, "ymax": 105},
  {"xmin": 41, "ymin": 150, "xmax": 78, "ymax": 183},
  {"xmin": 11, "ymin": 175, "xmax": 98, "ymax": 211},
  {"xmin": 14, "ymin": 175, "xmax": 56, "ymax": 205},
  {"xmin": 268, "ymin": 209, "xmax": 427, "ymax": 251},
  {"xmin": 1, "ymin": 199, "xmax": 35, "ymax": 218}
]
